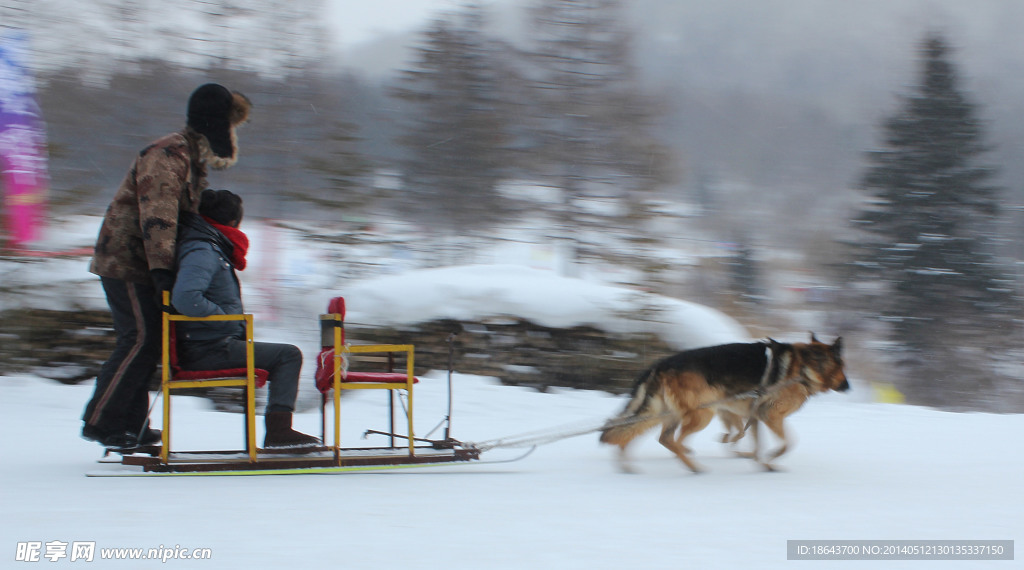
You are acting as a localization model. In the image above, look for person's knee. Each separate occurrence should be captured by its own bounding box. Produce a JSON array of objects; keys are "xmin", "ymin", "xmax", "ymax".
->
[{"xmin": 283, "ymin": 344, "xmax": 302, "ymax": 365}]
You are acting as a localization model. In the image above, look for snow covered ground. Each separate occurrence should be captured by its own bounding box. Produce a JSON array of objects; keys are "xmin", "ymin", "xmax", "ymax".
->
[
  {"xmin": 1, "ymin": 372, "xmax": 1021, "ymax": 568},
  {"xmin": 2, "ymin": 216, "xmax": 1021, "ymax": 567}
]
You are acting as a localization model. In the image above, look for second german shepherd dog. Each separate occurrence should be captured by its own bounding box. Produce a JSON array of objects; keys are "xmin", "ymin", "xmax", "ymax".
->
[{"xmin": 599, "ymin": 334, "xmax": 849, "ymax": 472}]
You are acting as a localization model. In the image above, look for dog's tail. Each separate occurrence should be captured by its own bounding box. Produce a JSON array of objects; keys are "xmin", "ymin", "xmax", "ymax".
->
[{"xmin": 599, "ymin": 365, "xmax": 665, "ymax": 447}]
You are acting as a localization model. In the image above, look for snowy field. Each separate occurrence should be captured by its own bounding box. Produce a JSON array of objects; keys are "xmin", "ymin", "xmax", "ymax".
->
[
  {"xmin": 1, "ymin": 372, "xmax": 1021, "ymax": 569},
  {"xmin": 2, "ymin": 216, "xmax": 1021, "ymax": 567}
]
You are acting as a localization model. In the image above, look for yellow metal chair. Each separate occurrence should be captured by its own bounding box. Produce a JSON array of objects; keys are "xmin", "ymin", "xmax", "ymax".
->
[
  {"xmin": 160, "ymin": 291, "xmax": 267, "ymax": 463},
  {"xmin": 315, "ymin": 297, "xmax": 418, "ymax": 457}
]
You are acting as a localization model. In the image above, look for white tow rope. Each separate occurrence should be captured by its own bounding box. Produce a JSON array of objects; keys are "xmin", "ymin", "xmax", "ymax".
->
[{"xmin": 463, "ymin": 412, "xmax": 676, "ymax": 452}]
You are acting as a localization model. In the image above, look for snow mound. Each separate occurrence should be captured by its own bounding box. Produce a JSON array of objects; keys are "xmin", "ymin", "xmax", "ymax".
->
[{"xmin": 336, "ymin": 264, "xmax": 751, "ymax": 349}]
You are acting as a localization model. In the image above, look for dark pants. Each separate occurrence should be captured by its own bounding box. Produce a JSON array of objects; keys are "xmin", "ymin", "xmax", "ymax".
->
[
  {"xmin": 177, "ymin": 337, "xmax": 302, "ymax": 413},
  {"xmin": 83, "ymin": 277, "xmax": 161, "ymax": 435}
]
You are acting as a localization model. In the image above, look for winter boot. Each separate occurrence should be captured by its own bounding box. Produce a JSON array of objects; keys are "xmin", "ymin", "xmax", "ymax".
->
[
  {"xmin": 81, "ymin": 422, "xmax": 109, "ymax": 443},
  {"xmin": 136, "ymin": 425, "xmax": 162, "ymax": 447},
  {"xmin": 264, "ymin": 411, "xmax": 321, "ymax": 449},
  {"xmin": 83, "ymin": 423, "xmax": 137, "ymax": 449}
]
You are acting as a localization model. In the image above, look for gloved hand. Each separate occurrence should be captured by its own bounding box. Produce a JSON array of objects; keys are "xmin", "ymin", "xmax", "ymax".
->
[{"xmin": 150, "ymin": 268, "xmax": 175, "ymax": 299}]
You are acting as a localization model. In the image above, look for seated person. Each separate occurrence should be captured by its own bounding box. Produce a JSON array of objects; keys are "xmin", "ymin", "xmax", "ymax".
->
[{"xmin": 171, "ymin": 189, "xmax": 319, "ymax": 448}]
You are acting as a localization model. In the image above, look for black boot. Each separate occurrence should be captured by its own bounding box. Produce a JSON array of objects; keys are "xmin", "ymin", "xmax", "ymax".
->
[
  {"xmin": 136, "ymin": 425, "xmax": 162, "ymax": 446},
  {"xmin": 264, "ymin": 411, "xmax": 321, "ymax": 449},
  {"xmin": 81, "ymin": 422, "xmax": 108, "ymax": 443},
  {"xmin": 83, "ymin": 423, "xmax": 139, "ymax": 449}
]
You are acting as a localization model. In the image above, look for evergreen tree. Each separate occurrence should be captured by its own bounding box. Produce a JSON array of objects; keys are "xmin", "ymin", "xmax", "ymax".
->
[
  {"xmin": 527, "ymin": 0, "xmax": 664, "ymax": 180},
  {"xmin": 847, "ymin": 33, "xmax": 1020, "ymax": 406},
  {"xmin": 285, "ymin": 73, "xmax": 374, "ymax": 217},
  {"xmin": 524, "ymin": 0, "xmax": 670, "ymax": 273},
  {"xmin": 391, "ymin": 4, "xmax": 513, "ymax": 233}
]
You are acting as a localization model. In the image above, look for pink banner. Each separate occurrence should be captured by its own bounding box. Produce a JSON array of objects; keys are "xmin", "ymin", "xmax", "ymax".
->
[{"xmin": 0, "ymin": 31, "xmax": 49, "ymax": 248}]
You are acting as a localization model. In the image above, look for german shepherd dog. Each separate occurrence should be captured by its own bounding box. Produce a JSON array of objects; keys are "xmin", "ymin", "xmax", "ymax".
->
[
  {"xmin": 600, "ymin": 334, "xmax": 849, "ymax": 472},
  {"xmin": 706, "ymin": 381, "xmax": 818, "ymax": 466}
]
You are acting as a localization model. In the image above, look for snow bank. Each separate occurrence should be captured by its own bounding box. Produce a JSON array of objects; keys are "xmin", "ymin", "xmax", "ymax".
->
[{"xmin": 337, "ymin": 264, "xmax": 751, "ymax": 349}]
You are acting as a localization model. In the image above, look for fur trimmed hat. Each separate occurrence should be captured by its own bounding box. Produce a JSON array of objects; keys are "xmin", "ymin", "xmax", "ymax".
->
[{"xmin": 186, "ymin": 83, "xmax": 251, "ymax": 168}]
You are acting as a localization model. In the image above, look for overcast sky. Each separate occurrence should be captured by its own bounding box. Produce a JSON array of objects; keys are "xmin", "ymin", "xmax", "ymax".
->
[{"xmin": 326, "ymin": 0, "xmax": 474, "ymax": 48}]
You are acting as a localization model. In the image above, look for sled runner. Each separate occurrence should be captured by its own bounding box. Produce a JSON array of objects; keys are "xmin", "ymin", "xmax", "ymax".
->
[{"xmin": 96, "ymin": 295, "xmax": 481, "ymax": 475}]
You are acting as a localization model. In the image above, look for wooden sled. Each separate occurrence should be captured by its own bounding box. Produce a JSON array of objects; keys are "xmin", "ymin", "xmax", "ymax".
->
[{"xmin": 102, "ymin": 295, "xmax": 479, "ymax": 475}]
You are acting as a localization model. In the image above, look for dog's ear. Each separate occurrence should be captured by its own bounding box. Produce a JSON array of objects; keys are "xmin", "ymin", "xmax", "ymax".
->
[
  {"xmin": 810, "ymin": 332, "xmax": 819, "ymax": 343},
  {"xmin": 767, "ymin": 338, "xmax": 791, "ymax": 357},
  {"xmin": 832, "ymin": 337, "xmax": 843, "ymax": 356}
]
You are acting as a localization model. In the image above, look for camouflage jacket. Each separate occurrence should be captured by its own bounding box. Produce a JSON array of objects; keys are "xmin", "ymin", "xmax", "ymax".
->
[{"xmin": 89, "ymin": 130, "xmax": 208, "ymax": 284}]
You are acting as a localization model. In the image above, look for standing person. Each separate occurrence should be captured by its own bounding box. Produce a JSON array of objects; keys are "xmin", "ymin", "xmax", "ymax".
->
[
  {"xmin": 172, "ymin": 189, "xmax": 320, "ymax": 448},
  {"xmin": 82, "ymin": 84, "xmax": 251, "ymax": 448}
]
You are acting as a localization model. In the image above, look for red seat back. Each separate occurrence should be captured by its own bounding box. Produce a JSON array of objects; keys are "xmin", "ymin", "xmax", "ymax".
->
[
  {"xmin": 315, "ymin": 297, "xmax": 347, "ymax": 393},
  {"xmin": 328, "ymin": 296, "xmax": 346, "ymax": 319},
  {"xmin": 168, "ymin": 321, "xmax": 268, "ymax": 388}
]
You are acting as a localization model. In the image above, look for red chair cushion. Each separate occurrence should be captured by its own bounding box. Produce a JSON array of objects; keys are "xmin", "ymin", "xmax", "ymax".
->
[{"xmin": 314, "ymin": 348, "xmax": 418, "ymax": 394}]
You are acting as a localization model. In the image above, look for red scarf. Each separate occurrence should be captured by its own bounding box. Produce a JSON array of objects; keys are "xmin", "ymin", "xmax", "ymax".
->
[{"xmin": 203, "ymin": 216, "xmax": 249, "ymax": 271}]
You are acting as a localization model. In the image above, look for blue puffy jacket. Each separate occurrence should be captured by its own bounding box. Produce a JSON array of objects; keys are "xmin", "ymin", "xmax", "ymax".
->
[{"xmin": 171, "ymin": 213, "xmax": 245, "ymax": 342}]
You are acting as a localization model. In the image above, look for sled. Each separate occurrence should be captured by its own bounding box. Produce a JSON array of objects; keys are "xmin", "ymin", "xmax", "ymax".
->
[
  {"xmin": 99, "ymin": 295, "xmax": 482, "ymax": 475},
  {"xmin": 95, "ymin": 444, "xmax": 482, "ymax": 475},
  {"xmin": 86, "ymin": 445, "xmax": 538, "ymax": 477}
]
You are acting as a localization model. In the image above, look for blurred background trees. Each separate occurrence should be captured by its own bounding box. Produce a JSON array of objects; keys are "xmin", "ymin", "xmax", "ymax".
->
[
  {"xmin": 522, "ymin": 0, "xmax": 671, "ymax": 273},
  {"xmin": 4, "ymin": 0, "xmax": 1024, "ymax": 409},
  {"xmin": 391, "ymin": 3, "xmax": 514, "ymax": 235}
]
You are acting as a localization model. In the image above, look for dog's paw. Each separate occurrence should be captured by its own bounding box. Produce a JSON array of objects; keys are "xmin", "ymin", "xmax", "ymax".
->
[{"xmin": 682, "ymin": 461, "xmax": 706, "ymax": 474}]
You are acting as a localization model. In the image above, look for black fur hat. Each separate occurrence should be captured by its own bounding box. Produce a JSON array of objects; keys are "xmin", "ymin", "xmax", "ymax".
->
[
  {"xmin": 186, "ymin": 83, "xmax": 251, "ymax": 164},
  {"xmin": 199, "ymin": 188, "xmax": 244, "ymax": 226}
]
